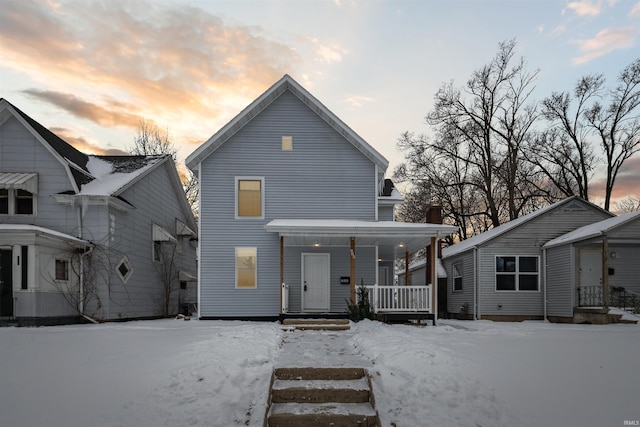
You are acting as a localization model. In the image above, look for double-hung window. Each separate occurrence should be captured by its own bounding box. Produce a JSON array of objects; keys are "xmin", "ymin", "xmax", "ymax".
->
[
  {"xmin": 55, "ymin": 259, "xmax": 69, "ymax": 281},
  {"xmin": 236, "ymin": 247, "xmax": 257, "ymax": 289},
  {"xmin": 453, "ymin": 262, "xmax": 463, "ymax": 292},
  {"xmin": 495, "ymin": 256, "xmax": 539, "ymax": 291},
  {"xmin": 0, "ymin": 189, "xmax": 35, "ymax": 215},
  {"xmin": 236, "ymin": 177, "xmax": 264, "ymax": 218}
]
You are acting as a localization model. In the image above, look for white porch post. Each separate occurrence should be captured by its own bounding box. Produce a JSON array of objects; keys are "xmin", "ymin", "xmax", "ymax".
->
[
  {"xmin": 350, "ymin": 237, "xmax": 356, "ymax": 304},
  {"xmin": 602, "ymin": 236, "xmax": 609, "ymax": 310},
  {"xmin": 280, "ymin": 235, "xmax": 284, "ymax": 313},
  {"xmin": 431, "ymin": 236, "xmax": 437, "ymax": 325}
]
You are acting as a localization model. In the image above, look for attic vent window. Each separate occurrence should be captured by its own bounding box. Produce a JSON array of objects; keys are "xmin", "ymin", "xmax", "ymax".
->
[{"xmin": 282, "ymin": 136, "xmax": 293, "ymax": 151}]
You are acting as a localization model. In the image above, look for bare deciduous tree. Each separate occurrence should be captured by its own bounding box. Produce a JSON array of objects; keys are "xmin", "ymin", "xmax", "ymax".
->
[
  {"xmin": 583, "ymin": 58, "xmax": 640, "ymax": 211},
  {"xmin": 130, "ymin": 119, "xmax": 177, "ymax": 160},
  {"xmin": 613, "ymin": 195, "xmax": 640, "ymax": 213},
  {"xmin": 531, "ymin": 76, "xmax": 601, "ymax": 200}
]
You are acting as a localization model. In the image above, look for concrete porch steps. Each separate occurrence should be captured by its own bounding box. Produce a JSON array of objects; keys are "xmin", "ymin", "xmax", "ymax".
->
[
  {"xmin": 266, "ymin": 367, "xmax": 379, "ymax": 427},
  {"xmin": 281, "ymin": 318, "xmax": 351, "ymax": 331},
  {"xmin": 573, "ymin": 308, "xmax": 638, "ymax": 324}
]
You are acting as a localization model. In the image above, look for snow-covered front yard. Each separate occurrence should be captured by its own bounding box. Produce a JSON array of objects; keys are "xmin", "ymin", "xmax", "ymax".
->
[{"xmin": 1, "ymin": 318, "xmax": 639, "ymax": 427}]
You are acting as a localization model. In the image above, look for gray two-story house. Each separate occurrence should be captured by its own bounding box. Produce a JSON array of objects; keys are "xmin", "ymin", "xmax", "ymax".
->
[
  {"xmin": 186, "ymin": 75, "xmax": 456, "ymax": 319},
  {"xmin": 0, "ymin": 99, "xmax": 197, "ymax": 325}
]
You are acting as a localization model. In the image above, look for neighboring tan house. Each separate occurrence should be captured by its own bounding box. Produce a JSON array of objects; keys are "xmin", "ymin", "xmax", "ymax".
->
[
  {"xmin": 441, "ymin": 197, "xmax": 614, "ymax": 321},
  {"xmin": 0, "ymin": 98, "xmax": 197, "ymax": 325},
  {"xmin": 186, "ymin": 75, "xmax": 456, "ymax": 320}
]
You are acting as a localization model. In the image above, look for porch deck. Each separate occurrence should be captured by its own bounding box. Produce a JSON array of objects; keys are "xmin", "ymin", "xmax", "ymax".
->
[{"xmin": 281, "ymin": 283, "xmax": 434, "ymax": 324}]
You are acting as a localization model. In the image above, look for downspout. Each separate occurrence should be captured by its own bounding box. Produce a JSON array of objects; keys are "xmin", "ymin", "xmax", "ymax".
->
[
  {"xmin": 474, "ymin": 247, "xmax": 479, "ymax": 320},
  {"xmin": 543, "ymin": 247, "xmax": 547, "ymax": 321},
  {"xmin": 77, "ymin": 197, "xmax": 98, "ymax": 324}
]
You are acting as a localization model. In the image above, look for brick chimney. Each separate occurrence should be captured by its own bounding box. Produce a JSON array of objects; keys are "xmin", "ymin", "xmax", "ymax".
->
[
  {"xmin": 426, "ymin": 204, "xmax": 443, "ymax": 225},
  {"xmin": 425, "ymin": 204, "xmax": 443, "ymax": 286}
]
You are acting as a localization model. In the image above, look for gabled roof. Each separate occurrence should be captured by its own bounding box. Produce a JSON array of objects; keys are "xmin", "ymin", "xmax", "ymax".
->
[
  {"xmin": 186, "ymin": 74, "xmax": 389, "ymax": 173},
  {"xmin": 0, "ymin": 98, "xmax": 93, "ymax": 190},
  {"xmin": 544, "ymin": 210, "xmax": 640, "ymax": 249},
  {"xmin": 80, "ymin": 155, "xmax": 167, "ymax": 196},
  {"xmin": 441, "ymin": 196, "xmax": 613, "ymax": 258}
]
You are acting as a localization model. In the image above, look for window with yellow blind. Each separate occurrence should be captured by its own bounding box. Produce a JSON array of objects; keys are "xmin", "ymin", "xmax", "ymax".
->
[
  {"xmin": 236, "ymin": 177, "xmax": 264, "ymax": 218},
  {"xmin": 235, "ymin": 247, "xmax": 257, "ymax": 288}
]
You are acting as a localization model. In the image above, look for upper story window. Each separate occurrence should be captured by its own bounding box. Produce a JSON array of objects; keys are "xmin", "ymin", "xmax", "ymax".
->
[
  {"xmin": 0, "ymin": 173, "xmax": 38, "ymax": 215},
  {"xmin": 236, "ymin": 177, "xmax": 264, "ymax": 218},
  {"xmin": 0, "ymin": 189, "xmax": 36, "ymax": 215}
]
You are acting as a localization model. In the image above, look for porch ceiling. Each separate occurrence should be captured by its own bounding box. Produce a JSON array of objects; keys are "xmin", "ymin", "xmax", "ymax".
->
[{"xmin": 264, "ymin": 219, "xmax": 458, "ymax": 259}]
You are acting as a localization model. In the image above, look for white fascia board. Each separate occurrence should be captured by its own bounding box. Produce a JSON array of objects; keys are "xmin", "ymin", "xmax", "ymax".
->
[{"xmin": 54, "ymin": 194, "xmax": 134, "ymax": 211}]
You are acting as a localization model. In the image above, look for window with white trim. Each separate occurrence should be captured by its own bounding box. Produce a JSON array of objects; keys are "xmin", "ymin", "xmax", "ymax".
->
[
  {"xmin": 116, "ymin": 257, "xmax": 133, "ymax": 283},
  {"xmin": 453, "ymin": 262, "xmax": 463, "ymax": 292},
  {"xmin": 495, "ymin": 256, "xmax": 539, "ymax": 291},
  {"xmin": 235, "ymin": 247, "xmax": 257, "ymax": 289},
  {"xmin": 55, "ymin": 259, "xmax": 69, "ymax": 281},
  {"xmin": 236, "ymin": 177, "xmax": 264, "ymax": 218}
]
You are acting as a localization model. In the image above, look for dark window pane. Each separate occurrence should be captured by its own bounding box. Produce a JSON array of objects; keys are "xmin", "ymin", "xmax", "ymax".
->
[
  {"xmin": 21, "ymin": 246, "xmax": 28, "ymax": 290},
  {"xmin": 0, "ymin": 189, "xmax": 8, "ymax": 214},
  {"xmin": 15, "ymin": 190, "xmax": 33, "ymax": 214},
  {"xmin": 519, "ymin": 275, "xmax": 539, "ymax": 291},
  {"xmin": 118, "ymin": 262, "xmax": 129, "ymax": 278},
  {"xmin": 496, "ymin": 256, "xmax": 516, "ymax": 272},
  {"xmin": 55, "ymin": 259, "xmax": 68, "ymax": 281},
  {"xmin": 454, "ymin": 277, "xmax": 463, "ymax": 291},
  {"xmin": 520, "ymin": 257, "xmax": 538, "ymax": 273},
  {"xmin": 496, "ymin": 275, "xmax": 516, "ymax": 291}
]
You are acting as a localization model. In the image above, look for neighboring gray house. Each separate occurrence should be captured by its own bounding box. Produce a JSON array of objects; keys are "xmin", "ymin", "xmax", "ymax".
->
[
  {"xmin": 544, "ymin": 210, "xmax": 640, "ymax": 322},
  {"xmin": 186, "ymin": 75, "xmax": 456, "ymax": 319},
  {"xmin": 0, "ymin": 99, "xmax": 197, "ymax": 325},
  {"xmin": 441, "ymin": 197, "xmax": 613, "ymax": 321}
]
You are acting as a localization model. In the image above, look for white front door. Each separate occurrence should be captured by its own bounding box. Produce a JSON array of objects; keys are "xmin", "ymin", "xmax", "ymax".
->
[
  {"xmin": 580, "ymin": 250, "xmax": 602, "ymax": 288},
  {"xmin": 579, "ymin": 249, "xmax": 603, "ymax": 306},
  {"xmin": 302, "ymin": 253, "xmax": 330, "ymax": 311}
]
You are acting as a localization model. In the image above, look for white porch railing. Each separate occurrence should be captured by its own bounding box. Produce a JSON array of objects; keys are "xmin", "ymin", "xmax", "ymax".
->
[
  {"xmin": 365, "ymin": 284, "xmax": 432, "ymax": 313},
  {"xmin": 281, "ymin": 283, "xmax": 289, "ymax": 314}
]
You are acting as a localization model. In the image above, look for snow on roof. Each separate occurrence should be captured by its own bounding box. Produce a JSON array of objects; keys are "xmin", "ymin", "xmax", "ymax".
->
[
  {"xmin": 544, "ymin": 210, "xmax": 640, "ymax": 248},
  {"xmin": 0, "ymin": 224, "xmax": 90, "ymax": 245},
  {"xmin": 441, "ymin": 197, "xmax": 603, "ymax": 258},
  {"xmin": 79, "ymin": 155, "xmax": 164, "ymax": 196},
  {"xmin": 397, "ymin": 257, "xmax": 448, "ymax": 279}
]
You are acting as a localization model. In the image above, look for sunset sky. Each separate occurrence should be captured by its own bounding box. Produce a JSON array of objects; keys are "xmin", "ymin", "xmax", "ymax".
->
[{"xmin": 1, "ymin": 0, "xmax": 639, "ymax": 207}]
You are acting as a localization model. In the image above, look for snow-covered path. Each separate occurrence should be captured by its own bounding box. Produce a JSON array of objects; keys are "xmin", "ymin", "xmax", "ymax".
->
[{"xmin": 275, "ymin": 327, "xmax": 371, "ymax": 368}]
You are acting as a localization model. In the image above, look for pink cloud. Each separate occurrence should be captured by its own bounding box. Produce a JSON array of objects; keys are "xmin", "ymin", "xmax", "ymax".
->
[
  {"xmin": 49, "ymin": 127, "xmax": 130, "ymax": 156},
  {"xmin": 572, "ymin": 27, "xmax": 637, "ymax": 64},
  {"xmin": 590, "ymin": 155, "xmax": 640, "ymax": 200},
  {"xmin": 0, "ymin": 0, "xmax": 303, "ymax": 136}
]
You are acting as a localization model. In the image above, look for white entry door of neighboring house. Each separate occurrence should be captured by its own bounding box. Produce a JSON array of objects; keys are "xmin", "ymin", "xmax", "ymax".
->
[
  {"xmin": 302, "ymin": 253, "xmax": 330, "ymax": 311},
  {"xmin": 579, "ymin": 250, "xmax": 602, "ymax": 288},
  {"xmin": 579, "ymin": 249, "xmax": 603, "ymax": 306}
]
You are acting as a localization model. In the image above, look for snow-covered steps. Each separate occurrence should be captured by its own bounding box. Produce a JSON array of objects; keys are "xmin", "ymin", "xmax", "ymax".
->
[
  {"xmin": 281, "ymin": 318, "xmax": 351, "ymax": 331},
  {"xmin": 266, "ymin": 367, "xmax": 379, "ymax": 427}
]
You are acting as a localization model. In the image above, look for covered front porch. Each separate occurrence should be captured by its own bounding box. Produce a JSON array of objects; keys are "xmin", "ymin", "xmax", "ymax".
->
[{"xmin": 264, "ymin": 219, "xmax": 457, "ymax": 321}]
